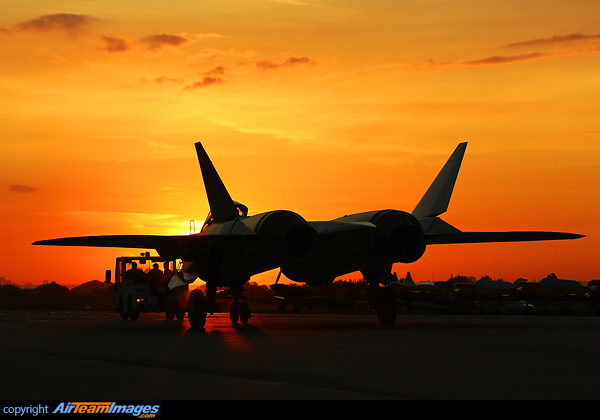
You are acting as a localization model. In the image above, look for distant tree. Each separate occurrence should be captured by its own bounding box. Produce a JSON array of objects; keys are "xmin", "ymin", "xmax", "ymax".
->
[
  {"xmin": 450, "ymin": 275, "xmax": 475, "ymax": 283},
  {"xmin": 35, "ymin": 281, "xmax": 71, "ymax": 309}
]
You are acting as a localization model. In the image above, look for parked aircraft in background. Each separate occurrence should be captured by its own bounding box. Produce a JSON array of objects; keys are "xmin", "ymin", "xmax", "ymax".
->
[
  {"xmin": 269, "ymin": 282, "xmax": 355, "ymax": 314},
  {"xmin": 34, "ymin": 141, "xmax": 584, "ymax": 326},
  {"xmin": 454, "ymin": 279, "xmax": 521, "ymax": 314},
  {"xmin": 516, "ymin": 275, "xmax": 587, "ymax": 315},
  {"xmin": 586, "ymin": 280, "xmax": 600, "ymax": 315},
  {"xmin": 504, "ymin": 300, "xmax": 535, "ymax": 314},
  {"xmin": 390, "ymin": 272, "xmax": 470, "ymax": 314}
]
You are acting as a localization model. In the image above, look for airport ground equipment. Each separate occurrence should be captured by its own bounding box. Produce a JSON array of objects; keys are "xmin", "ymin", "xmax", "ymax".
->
[{"xmin": 106, "ymin": 254, "xmax": 187, "ymax": 320}]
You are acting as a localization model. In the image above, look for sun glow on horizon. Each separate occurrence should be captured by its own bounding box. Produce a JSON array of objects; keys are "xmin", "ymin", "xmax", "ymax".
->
[{"xmin": 1, "ymin": 1, "xmax": 598, "ymax": 288}]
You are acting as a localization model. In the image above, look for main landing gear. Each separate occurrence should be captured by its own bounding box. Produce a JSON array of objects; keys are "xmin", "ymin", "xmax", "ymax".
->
[
  {"xmin": 186, "ymin": 282, "xmax": 252, "ymax": 328},
  {"xmin": 187, "ymin": 289, "xmax": 208, "ymax": 328},
  {"xmin": 230, "ymin": 300, "xmax": 251, "ymax": 325},
  {"xmin": 363, "ymin": 265, "xmax": 398, "ymax": 325}
]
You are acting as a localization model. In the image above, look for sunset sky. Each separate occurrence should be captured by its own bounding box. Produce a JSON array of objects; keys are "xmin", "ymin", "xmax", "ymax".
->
[{"xmin": 1, "ymin": 0, "xmax": 598, "ymax": 288}]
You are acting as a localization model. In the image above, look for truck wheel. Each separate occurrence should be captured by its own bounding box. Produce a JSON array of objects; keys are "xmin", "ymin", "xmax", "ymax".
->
[
  {"xmin": 127, "ymin": 296, "xmax": 139, "ymax": 321},
  {"xmin": 187, "ymin": 289, "xmax": 207, "ymax": 328},
  {"xmin": 119, "ymin": 296, "xmax": 129, "ymax": 320}
]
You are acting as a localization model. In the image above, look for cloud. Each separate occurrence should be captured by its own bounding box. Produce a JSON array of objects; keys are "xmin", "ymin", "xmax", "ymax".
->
[
  {"xmin": 184, "ymin": 66, "xmax": 227, "ymax": 90},
  {"xmin": 9, "ymin": 185, "xmax": 39, "ymax": 193},
  {"xmin": 504, "ymin": 33, "xmax": 600, "ymax": 48},
  {"xmin": 462, "ymin": 52, "xmax": 545, "ymax": 66},
  {"xmin": 424, "ymin": 32, "xmax": 600, "ymax": 70},
  {"xmin": 426, "ymin": 51, "xmax": 547, "ymax": 68},
  {"xmin": 101, "ymin": 36, "xmax": 129, "ymax": 52},
  {"xmin": 182, "ymin": 56, "xmax": 315, "ymax": 91},
  {"xmin": 15, "ymin": 13, "xmax": 96, "ymax": 33},
  {"xmin": 255, "ymin": 56, "xmax": 315, "ymax": 71},
  {"xmin": 153, "ymin": 76, "xmax": 183, "ymax": 85},
  {"xmin": 185, "ymin": 76, "xmax": 224, "ymax": 90},
  {"xmin": 140, "ymin": 33, "xmax": 188, "ymax": 52}
]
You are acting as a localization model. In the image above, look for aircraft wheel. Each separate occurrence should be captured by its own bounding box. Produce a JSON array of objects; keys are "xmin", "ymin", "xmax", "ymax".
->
[
  {"xmin": 176, "ymin": 308, "xmax": 185, "ymax": 320},
  {"xmin": 187, "ymin": 289, "xmax": 207, "ymax": 328},
  {"xmin": 230, "ymin": 301, "xmax": 239, "ymax": 324},
  {"xmin": 239, "ymin": 302, "xmax": 251, "ymax": 325},
  {"xmin": 376, "ymin": 287, "xmax": 397, "ymax": 325}
]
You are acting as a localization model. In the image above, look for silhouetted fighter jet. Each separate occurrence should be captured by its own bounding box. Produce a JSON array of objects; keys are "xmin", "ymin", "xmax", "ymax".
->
[{"xmin": 34, "ymin": 141, "xmax": 584, "ymax": 326}]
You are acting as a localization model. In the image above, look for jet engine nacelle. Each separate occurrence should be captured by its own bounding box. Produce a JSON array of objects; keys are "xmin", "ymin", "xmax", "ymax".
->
[
  {"xmin": 336, "ymin": 210, "xmax": 426, "ymax": 263},
  {"xmin": 242, "ymin": 210, "xmax": 319, "ymax": 263}
]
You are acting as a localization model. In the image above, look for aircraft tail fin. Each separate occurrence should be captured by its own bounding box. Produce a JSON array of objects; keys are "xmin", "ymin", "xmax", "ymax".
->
[
  {"xmin": 412, "ymin": 143, "xmax": 585, "ymax": 244},
  {"xmin": 412, "ymin": 142, "xmax": 467, "ymax": 219},
  {"xmin": 195, "ymin": 142, "xmax": 239, "ymax": 223},
  {"xmin": 403, "ymin": 271, "xmax": 415, "ymax": 286}
]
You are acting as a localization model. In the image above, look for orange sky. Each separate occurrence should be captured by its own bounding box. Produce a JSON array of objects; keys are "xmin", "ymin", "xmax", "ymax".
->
[{"xmin": 1, "ymin": 1, "xmax": 598, "ymax": 288}]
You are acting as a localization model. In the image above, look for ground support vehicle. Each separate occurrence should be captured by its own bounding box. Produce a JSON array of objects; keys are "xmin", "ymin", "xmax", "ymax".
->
[{"xmin": 107, "ymin": 255, "xmax": 187, "ymax": 320}]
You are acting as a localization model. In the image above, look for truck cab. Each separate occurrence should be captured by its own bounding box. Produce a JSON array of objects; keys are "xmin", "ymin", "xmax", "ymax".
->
[{"xmin": 108, "ymin": 254, "xmax": 186, "ymax": 320}]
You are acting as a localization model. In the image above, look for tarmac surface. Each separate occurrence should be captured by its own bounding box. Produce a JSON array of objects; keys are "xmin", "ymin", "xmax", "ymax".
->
[{"xmin": 2, "ymin": 310, "xmax": 599, "ymax": 400}]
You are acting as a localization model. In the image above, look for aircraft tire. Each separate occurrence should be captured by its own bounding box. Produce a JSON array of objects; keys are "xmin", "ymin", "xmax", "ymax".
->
[
  {"xmin": 376, "ymin": 287, "xmax": 397, "ymax": 325},
  {"xmin": 230, "ymin": 301, "xmax": 239, "ymax": 324},
  {"xmin": 176, "ymin": 308, "xmax": 185, "ymax": 320},
  {"xmin": 239, "ymin": 302, "xmax": 251, "ymax": 325},
  {"xmin": 188, "ymin": 289, "xmax": 208, "ymax": 328}
]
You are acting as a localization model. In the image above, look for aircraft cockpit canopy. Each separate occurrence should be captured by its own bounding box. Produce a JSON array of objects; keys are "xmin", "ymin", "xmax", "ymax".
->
[{"xmin": 234, "ymin": 201, "xmax": 249, "ymax": 217}]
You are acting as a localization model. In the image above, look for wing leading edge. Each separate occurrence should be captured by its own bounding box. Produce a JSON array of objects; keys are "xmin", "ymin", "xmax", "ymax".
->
[
  {"xmin": 31, "ymin": 232, "xmax": 258, "ymax": 261},
  {"xmin": 426, "ymin": 231, "xmax": 584, "ymax": 245},
  {"xmin": 32, "ymin": 235, "xmax": 197, "ymax": 259}
]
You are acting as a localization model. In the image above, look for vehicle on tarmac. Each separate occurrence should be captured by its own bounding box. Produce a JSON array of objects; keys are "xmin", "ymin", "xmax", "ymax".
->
[{"xmin": 106, "ymin": 254, "xmax": 188, "ymax": 321}]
